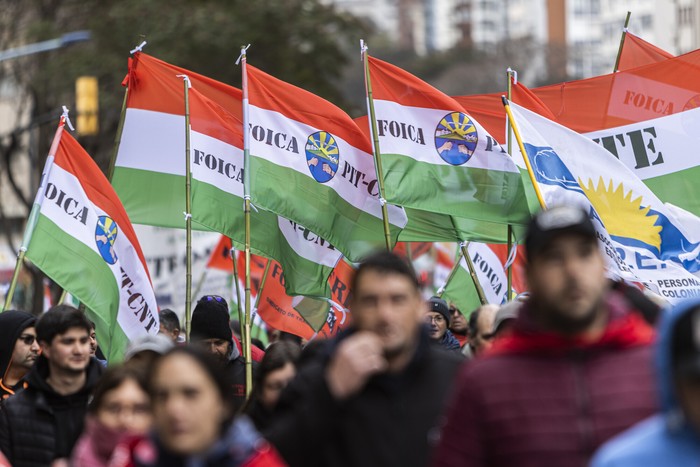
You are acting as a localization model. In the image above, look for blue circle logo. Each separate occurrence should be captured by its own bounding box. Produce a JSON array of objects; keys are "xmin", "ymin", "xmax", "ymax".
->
[
  {"xmin": 434, "ymin": 112, "xmax": 478, "ymax": 165},
  {"xmin": 305, "ymin": 131, "xmax": 339, "ymax": 183},
  {"xmin": 95, "ymin": 215, "xmax": 118, "ymax": 265}
]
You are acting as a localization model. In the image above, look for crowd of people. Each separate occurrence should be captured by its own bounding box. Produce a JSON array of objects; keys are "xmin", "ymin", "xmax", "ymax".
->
[{"xmin": 0, "ymin": 205, "xmax": 698, "ymax": 466}]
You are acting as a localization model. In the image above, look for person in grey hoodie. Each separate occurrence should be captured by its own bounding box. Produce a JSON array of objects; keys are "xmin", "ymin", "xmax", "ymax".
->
[{"xmin": 592, "ymin": 298, "xmax": 700, "ymax": 466}]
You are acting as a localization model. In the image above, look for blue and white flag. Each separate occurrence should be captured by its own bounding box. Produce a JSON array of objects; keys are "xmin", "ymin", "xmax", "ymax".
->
[{"xmin": 510, "ymin": 102, "xmax": 700, "ymax": 303}]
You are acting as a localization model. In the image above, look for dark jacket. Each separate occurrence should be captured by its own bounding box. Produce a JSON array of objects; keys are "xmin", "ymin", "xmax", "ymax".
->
[
  {"xmin": 433, "ymin": 290, "xmax": 657, "ymax": 467},
  {"xmin": 592, "ymin": 298, "xmax": 700, "ymax": 466},
  {"xmin": 0, "ymin": 355, "xmax": 103, "ymax": 467},
  {"xmin": 265, "ymin": 328, "xmax": 462, "ymax": 467},
  {"xmin": 0, "ymin": 310, "xmax": 35, "ymax": 399},
  {"xmin": 437, "ymin": 329, "xmax": 462, "ymax": 353},
  {"xmin": 227, "ymin": 342, "xmax": 258, "ymax": 413}
]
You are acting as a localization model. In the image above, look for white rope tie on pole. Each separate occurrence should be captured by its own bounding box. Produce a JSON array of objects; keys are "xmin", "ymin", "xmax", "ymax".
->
[
  {"xmin": 61, "ymin": 106, "xmax": 75, "ymax": 131},
  {"xmin": 504, "ymin": 243, "xmax": 518, "ymax": 270},
  {"xmin": 130, "ymin": 41, "xmax": 147, "ymax": 55},
  {"xmin": 176, "ymin": 74, "xmax": 192, "ymax": 88},
  {"xmin": 183, "ymin": 212, "xmax": 192, "ymax": 220},
  {"xmin": 379, "ymin": 197, "xmax": 387, "ymax": 206},
  {"xmin": 360, "ymin": 39, "xmax": 368, "ymax": 61},
  {"xmin": 235, "ymin": 44, "xmax": 251, "ymax": 65},
  {"xmin": 507, "ymin": 67, "xmax": 518, "ymax": 85}
]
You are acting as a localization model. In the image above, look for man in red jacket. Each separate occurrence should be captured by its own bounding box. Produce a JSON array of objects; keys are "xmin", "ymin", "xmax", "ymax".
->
[{"xmin": 434, "ymin": 205, "xmax": 657, "ymax": 467}]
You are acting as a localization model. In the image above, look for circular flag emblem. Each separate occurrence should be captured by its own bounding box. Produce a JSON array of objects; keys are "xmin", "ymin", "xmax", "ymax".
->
[
  {"xmin": 434, "ymin": 112, "xmax": 478, "ymax": 165},
  {"xmin": 305, "ymin": 131, "xmax": 339, "ymax": 183},
  {"xmin": 95, "ymin": 215, "xmax": 118, "ymax": 265}
]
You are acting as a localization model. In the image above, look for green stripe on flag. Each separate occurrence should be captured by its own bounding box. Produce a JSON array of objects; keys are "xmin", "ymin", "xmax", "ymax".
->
[
  {"xmin": 112, "ymin": 167, "xmax": 212, "ymax": 232},
  {"xmin": 643, "ymin": 167, "xmax": 700, "ymax": 217},
  {"xmin": 252, "ymin": 157, "xmax": 402, "ymax": 261},
  {"xmin": 26, "ymin": 215, "xmax": 129, "ymax": 362},
  {"xmin": 381, "ymin": 153, "xmax": 532, "ymax": 227},
  {"xmin": 442, "ymin": 266, "xmax": 481, "ymax": 317}
]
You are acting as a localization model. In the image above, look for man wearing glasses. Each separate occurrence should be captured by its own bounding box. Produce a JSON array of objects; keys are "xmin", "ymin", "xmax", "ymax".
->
[
  {"xmin": 425, "ymin": 296, "xmax": 462, "ymax": 353},
  {"xmin": 0, "ymin": 310, "xmax": 39, "ymax": 400}
]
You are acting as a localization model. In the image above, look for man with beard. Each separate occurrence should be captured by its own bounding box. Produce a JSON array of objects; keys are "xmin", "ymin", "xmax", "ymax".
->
[
  {"xmin": 190, "ymin": 295, "xmax": 257, "ymax": 411},
  {"xmin": 266, "ymin": 251, "xmax": 462, "ymax": 466},
  {"xmin": 0, "ymin": 310, "xmax": 39, "ymax": 400},
  {"xmin": 0, "ymin": 305, "xmax": 103, "ymax": 466},
  {"xmin": 434, "ymin": 206, "xmax": 657, "ymax": 467}
]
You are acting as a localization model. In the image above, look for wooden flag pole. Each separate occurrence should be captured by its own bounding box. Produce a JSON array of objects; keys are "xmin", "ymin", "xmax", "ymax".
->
[
  {"xmin": 362, "ymin": 40, "xmax": 393, "ymax": 250},
  {"xmin": 506, "ymin": 69, "xmax": 515, "ymax": 301},
  {"xmin": 107, "ymin": 87, "xmax": 129, "ymax": 181},
  {"xmin": 613, "ymin": 12, "xmax": 632, "ymax": 73},
  {"xmin": 230, "ymin": 244, "xmax": 245, "ymax": 339},
  {"xmin": 502, "ymin": 97, "xmax": 547, "ymax": 210},
  {"xmin": 4, "ymin": 110, "xmax": 69, "ymax": 311},
  {"xmin": 179, "ymin": 75, "xmax": 193, "ymax": 342},
  {"xmin": 436, "ymin": 248, "xmax": 463, "ymax": 299},
  {"xmin": 239, "ymin": 44, "xmax": 254, "ymax": 398},
  {"xmin": 459, "ymin": 241, "xmax": 487, "ymax": 305},
  {"xmin": 252, "ymin": 260, "xmax": 271, "ymax": 341}
]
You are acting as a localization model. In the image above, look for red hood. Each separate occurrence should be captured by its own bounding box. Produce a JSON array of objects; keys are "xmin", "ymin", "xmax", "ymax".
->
[{"xmin": 487, "ymin": 291, "xmax": 654, "ymax": 357}]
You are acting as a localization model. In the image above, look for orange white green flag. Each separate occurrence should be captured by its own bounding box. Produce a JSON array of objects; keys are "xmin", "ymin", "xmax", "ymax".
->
[
  {"xmin": 111, "ymin": 52, "xmax": 341, "ymax": 297},
  {"xmin": 364, "ymin": 53, "xmax": 535, "ymax": 242},
  {"xmin": 245, "ymin": 64, "xmax": 408, "ymax": 262},
  {"xmin": 25, "ymin": 113, "xmax": 158, "ymax": 362}
]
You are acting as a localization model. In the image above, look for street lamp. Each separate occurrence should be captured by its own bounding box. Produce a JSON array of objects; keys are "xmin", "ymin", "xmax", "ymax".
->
[{"xmin": 0, "ymin": 30, "xmax": 91, "ymax": 62}]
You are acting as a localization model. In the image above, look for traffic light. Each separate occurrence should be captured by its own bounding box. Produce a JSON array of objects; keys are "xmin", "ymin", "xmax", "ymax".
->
[{"xmin": 75, "ymin": 76, "xmax": 98, "ymax": 136}]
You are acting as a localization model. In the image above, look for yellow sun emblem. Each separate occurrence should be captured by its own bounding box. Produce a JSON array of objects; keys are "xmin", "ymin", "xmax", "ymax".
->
[{"xmin": 579, "ymin": 177, "xmax": 662, "ymax": 250}]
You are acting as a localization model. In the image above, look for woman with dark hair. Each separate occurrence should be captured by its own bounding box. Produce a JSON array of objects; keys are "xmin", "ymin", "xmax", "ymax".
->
[
  {"xmin": 245, "ymin": 341, "xmax": 301, "ymax": 431},
  {"xmin": 71, "ymin": 365, "xmax": 152, "ymax": 466},
  {"xmin": 120, "ymin": 346, "xmax": 285, "ymax": 467}
]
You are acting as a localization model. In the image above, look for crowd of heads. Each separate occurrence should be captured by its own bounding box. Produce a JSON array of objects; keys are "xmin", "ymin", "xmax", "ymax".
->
[{"xmin": 2, "ymin": 205, "xmax": 698, "ymax": 466}]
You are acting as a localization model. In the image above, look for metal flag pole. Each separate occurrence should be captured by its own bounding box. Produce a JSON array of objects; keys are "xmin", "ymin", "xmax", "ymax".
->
[
  {"xmin": 361, "ymin": 40, "xmax": 393, "ymax": 250},
  {"xmin": 238, "ymin": 44, "xmax": 254, "ymax": 397},
  {"xmin": 3, "ymin": 108, "xmax": 72, "ymax": 311},
  {"xmin": 613, "ymin": 12, "xmax": 632, "ymax": 73}
]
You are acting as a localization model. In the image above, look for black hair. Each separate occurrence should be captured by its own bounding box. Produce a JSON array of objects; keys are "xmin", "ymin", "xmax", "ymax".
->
[
  {"xmin": 251, "ymin": 341, "xmax": 301, "ymax": 399},
  {"xmin": 36, "ymin": 304, "xmax": 92, "ymax": 344},
  {"xmin": 150, "ymin": 346, "xmax": 236, "ymax": 423},
  {"xmin": 158, "ymin": 308, "xmax": 181, "ymax": 333},
  {"xmin": 351, "ymin": 250, "xmax": 419, "ymax": 294},
  {"xmin": 89, "ymin": 364, "xmax": 149, "ymax": 415}
]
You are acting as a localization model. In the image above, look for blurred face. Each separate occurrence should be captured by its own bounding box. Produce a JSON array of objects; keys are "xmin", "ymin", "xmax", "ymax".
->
[
  {"xmin": 12, "ymin": 326, "xmax": 40, "ymax": 371},
  {"xmin": 352, "ymin": 270, "xmax": 423, "ymax": 360},
  {"xmin": 260, "ymin": 362, "xmax": 296, "ymax": 410},
  {"xmin": 89, "ymin": 328, "xmax": 97, "ymax": 356},
  {"xmin": 159, "ymin": 323, "xmax": 179, "ymax": 343},
  {"xmin": 527, "ymin": 234, "xmax": 607, "ymax": 334},
  {"xmin": 97, "ymin": 378, "xmax": 152, "ymax": 434},
  {"xmin": 41, "ymin": 327, "xmax": 90, "ymax": 375},
  {"xmin": 450, "ymin": 307, "xmax": 468, "ymax": 334},
  {"xmin": 152, "ymin": 354, "xmax": 230, "ymax": 456},
  {"xmin": 472, "ymin": 305, "xmax": 498, "ymax": 356},
  {"xmin": 676, "ymin": 377, "xmax": 700, "ymax": 434},
  {"xmin": 424, "ymin": 311, "xmax": 448, "ymax": 341},
  {"xmin": 194, "ymin": 338, "xmax": 231, "ymax": 364}
]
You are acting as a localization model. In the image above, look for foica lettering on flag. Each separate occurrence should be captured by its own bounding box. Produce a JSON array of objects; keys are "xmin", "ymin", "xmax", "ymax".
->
[
  {"xmin": 246, "ymin": 64, "xmax": 407, "ymax": 262},
  {"xmin": 113, "ymin": 52, "xmax": 341, "ymax": 297},
  {"xmin": 27, "ymin": 131, "xmax": 158, "ymax": 362},
  {"xmin": 510, "ymin": 102, "xmax": 700, "ymax": 302},
  {"xmin": 366, "ymin": 55, "xmax": 535, "ymax": 238}
]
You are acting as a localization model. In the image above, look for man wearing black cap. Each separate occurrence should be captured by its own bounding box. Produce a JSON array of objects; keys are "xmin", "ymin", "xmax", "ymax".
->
[
  {"xmin": 435, "ymin": 205, "xmax": 657, "ymax": 467},
  {"xmin": 190, "ymin": 295, "xmax": 256, "ymax": 411},
  {"xmin": 425, "ymin": 296, "xmax": 462, "ymax": 352},
  {"xmin": 0, "ymin": 310, "xmax": 39, "ymax": 400}
]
